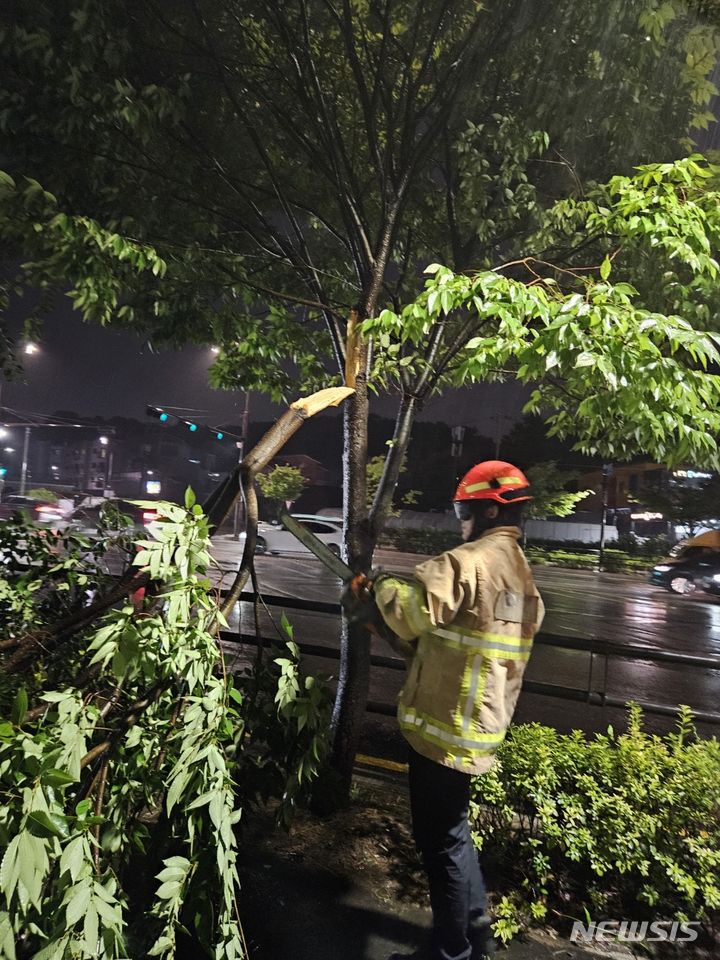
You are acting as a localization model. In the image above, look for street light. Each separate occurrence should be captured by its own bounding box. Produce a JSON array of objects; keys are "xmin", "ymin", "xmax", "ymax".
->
[
  {"xmin": 99, "ymin": 435, "xmax": 109, "ymax": 446},
  {"xmin": 24, "ymin": 342, "xmax": 39, "ymax": 356}
]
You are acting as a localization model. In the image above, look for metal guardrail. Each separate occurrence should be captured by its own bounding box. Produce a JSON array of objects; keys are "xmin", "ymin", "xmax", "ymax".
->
[{"xmin": 222, "ymin": 591, "xmax": 720, "ymax": 726}]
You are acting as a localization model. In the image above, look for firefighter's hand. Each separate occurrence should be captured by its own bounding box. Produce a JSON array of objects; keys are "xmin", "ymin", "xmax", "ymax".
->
[
  {"xmin": 341, "ymin": 574, "xmax": 379, "ymax": 626},
  {"xmin": 348, "ymin": 573, "xmax": 374, "ymax": 601}
]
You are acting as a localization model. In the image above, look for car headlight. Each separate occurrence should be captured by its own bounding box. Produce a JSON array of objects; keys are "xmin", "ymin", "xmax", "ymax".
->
[
  {"xmin": 712, "ymin": 574, "xmax": 720, "ymax": 583},
  {"xmin": 653, "ymin": 565, "xmax": 672, "ymax": 572}
]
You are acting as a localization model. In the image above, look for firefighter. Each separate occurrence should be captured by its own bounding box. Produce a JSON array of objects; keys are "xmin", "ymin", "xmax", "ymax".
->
[{"xmin": 344, "ymin": 460, "xmax": 544, "ymax": 960}]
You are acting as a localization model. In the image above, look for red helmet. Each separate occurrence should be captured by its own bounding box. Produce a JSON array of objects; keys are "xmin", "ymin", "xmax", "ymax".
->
[{"xmin": 454, "ymin": 460, "xmax": 532, "ymax": 506}]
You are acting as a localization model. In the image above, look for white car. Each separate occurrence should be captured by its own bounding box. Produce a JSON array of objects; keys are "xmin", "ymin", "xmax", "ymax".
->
[{"xmin": 256, "ymin": 514, "xmax": 343, "ymax": 556}]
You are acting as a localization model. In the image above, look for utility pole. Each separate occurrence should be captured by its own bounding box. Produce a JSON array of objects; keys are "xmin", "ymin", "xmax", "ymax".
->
[
  {"xmin": 19, "ymin": 426, "xmax": 30, "ymax": 495},
  {"xmin": 450, "ymin": 425, "xmax": 465, "ymax": 499},
  {"xmin": 598, "ymin": 463, "xmax": 613, "ymax": 571}
]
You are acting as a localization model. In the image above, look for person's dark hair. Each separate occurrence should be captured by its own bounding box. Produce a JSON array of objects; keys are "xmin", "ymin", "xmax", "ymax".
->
[{"xmin": 467, "ymin": 500, "xmax": 525, "ymax": 539}]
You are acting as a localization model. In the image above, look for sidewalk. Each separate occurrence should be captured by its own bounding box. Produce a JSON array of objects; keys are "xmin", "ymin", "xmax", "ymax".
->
[{"xmin": 237, "ymin": 780, "xmax": 632, "ymax": 960}]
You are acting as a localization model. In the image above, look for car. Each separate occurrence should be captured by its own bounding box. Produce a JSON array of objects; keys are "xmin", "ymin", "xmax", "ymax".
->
[
  {"xmin": 0, "ymin": 495, "xmax": 72, "ymax": 531},
  {"xmin": 66, "ymin": 499, "xmax": 159, "ymax": 538},
  {"xmin": 255, "ymin": 514, "xmax": 342, "ymax": 556},
  {"xmin": 649, "ymin": 548, "xmax": 720, "ymax": 595}
]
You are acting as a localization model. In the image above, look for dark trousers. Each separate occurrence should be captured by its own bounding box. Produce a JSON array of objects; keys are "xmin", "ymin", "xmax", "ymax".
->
[{"xmin": 408, "ymin": 748, "xmax": 494, "ymax": 960}]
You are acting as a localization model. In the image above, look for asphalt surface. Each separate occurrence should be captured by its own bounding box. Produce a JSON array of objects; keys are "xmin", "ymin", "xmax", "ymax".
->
[{"xmin": 210, "ymin": 540, "xmax": 720, "ymax": 751}]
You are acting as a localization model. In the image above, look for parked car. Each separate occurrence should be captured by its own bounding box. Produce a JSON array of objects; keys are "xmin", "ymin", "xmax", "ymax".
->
[
  {"xmin": 0, "ymin": 495, "xmax": 72, "ymax": 531},
  {"xmin": 255, "ymin": 514, "xmax": 342, "ymax": 556},
  {"xmin": 649, "ymin": 549, "xmax": 720, "ymax": 595}
]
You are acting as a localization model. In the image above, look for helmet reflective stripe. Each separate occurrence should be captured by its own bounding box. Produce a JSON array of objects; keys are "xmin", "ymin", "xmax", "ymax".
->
[
  {"xmin": 465, "ymin": 476, "xmax": 524, "ymax": 493},
  {"xmin": 454, "ymin": 460, "xmax": 532, "ymax": 504}
]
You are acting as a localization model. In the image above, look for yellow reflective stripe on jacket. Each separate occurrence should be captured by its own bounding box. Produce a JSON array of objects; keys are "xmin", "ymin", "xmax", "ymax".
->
[
  {"xmin": 375, "ymin": 577, "xmax": 432, "ymax": 637},
  {"xmin": 399, "ymin": 705, "xmax": 506, "ymax": 753},
  {"xmin": 465, "ymin": 476, "xmax": 524, "ymax": 494},
  {"xmin": 431, "ymin": 625, "xmax": 533, "ymax": 660},
  {"xmin": 462, "ymin": 656, "xmax": 491, "ymax": 732}
]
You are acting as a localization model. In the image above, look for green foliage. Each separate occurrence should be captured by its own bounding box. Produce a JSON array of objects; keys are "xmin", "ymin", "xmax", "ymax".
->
[
  {"xmin": 256, "ymin": 465, "xmax": 308, "ymax": 513},
  {"xmin": 471, "ymin": 706, "xmax": 720, "ymax": 942},
  {"xmin": 0, "ymin": 502, "xmax": 246, "ymax": 959},
  {"xmin": 24, "ymin": 488, "xmax": 60, "ymax": 504},
  {"xmin": 0, "ymin": 500, "xmax": 334, "ymax": 958},
  {"xmin": 524, "ymin": 545, "xmax": 662, "ymax": 572},
  {"xmin": 0, "ymin": 518, "xmax": 126, "ymax": 651},
  {"xmin": 365, "ymin": 157, "xmax": 720, "ymax": 468},
  {"xmin": 366, "ymin": 455, "xmax": 419, "ymax": 515},
  {"xmin": 634, "ymin": 474, "xmax": 720, "ymax": 536},
  {"xmin": 380, "ymin": 527, "xmax": 462, "ymax": 556},
  {"xmin": 233, "ymin": 612, "xmax": 333, "ymax": 829},
  {"xmin": 524, "ymin": 462, "xmax": 592, "ymax": 521}
]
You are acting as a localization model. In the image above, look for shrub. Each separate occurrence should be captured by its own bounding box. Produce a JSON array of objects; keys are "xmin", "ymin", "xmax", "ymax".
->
[
  {"xmin": 471, "ymin": 706, "xmax": 720, "ymax": 945},
  {"xmin": 380, "ymin": 527, "xmax": 461, "ymax": 555}
]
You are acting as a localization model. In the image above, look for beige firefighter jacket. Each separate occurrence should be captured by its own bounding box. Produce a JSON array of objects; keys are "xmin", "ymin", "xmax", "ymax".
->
[{"xmin": 374, "ymin": 525, "xmax": 544, "ymax": 775}]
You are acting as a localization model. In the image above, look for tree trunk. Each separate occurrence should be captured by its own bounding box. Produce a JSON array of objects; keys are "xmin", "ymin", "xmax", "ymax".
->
[{"xmin": 330, "ymin": 344, "xmax": 373, "ymax": 788}]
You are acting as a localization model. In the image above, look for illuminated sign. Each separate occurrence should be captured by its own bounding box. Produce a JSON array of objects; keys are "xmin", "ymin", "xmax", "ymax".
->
[
  {"xmin": 673, "ymin": 470, "xmax": 712, "ymax": 480},
  {"xmin": 631, "ymin": 512, "xmax": 664, "ymax": 521},
  {"xmin": 145, "ymin": 480, "xmax": 162, "ymax": 495}
]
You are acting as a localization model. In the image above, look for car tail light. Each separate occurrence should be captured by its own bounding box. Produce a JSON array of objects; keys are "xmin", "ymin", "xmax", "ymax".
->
[
  {"xmin": 36, "ymin": 505, "xmax": 62, "ymax": 518},
  {"xmin": 142, "ymin": 511, "xmax": 158, "ymax": 524}
]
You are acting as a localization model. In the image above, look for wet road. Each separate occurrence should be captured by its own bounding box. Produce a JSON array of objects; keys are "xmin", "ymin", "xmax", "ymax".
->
[{"xmin": 210, "ymin": 539, "xmax": 720, "ymax": 754}]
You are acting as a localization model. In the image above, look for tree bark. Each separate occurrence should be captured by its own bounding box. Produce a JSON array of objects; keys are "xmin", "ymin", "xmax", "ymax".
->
[{"xmin": 330, "ymin": 341, "xmax": 373, "ymax": 788}]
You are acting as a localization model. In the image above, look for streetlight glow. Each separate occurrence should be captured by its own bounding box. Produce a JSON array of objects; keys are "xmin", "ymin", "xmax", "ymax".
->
[
  {"xmin": 99, "ymin": 435, "xmax": 109, "ymax": 446},
  {"xmin": 24, "ymin": 342, "xmax": 39, "ymax": 356}
]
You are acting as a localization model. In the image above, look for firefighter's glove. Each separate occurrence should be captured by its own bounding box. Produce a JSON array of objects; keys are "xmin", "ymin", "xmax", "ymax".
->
[{"xmin": 341, "ymin": 573, "xmax": 382, "ymax": 629}]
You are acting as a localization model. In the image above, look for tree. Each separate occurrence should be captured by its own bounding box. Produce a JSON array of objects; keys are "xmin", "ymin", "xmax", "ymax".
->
[
  {"xmin": 256, "ymin": 464, "xmax": 309, "ymax": 516},
  {"xmin": 635, "ymin": 474, "xmax": 720, "ymax": 536},
  {"xmin": 3, "ymin": 1, "xmax": 720, "ymax": 783},
  {"xmin": 524, "ymin": 462, "xmax": 592, "ymax": 521},
  {"xmin": 366, "ymin": 454, "xmax": 418, "ymax": 514}
]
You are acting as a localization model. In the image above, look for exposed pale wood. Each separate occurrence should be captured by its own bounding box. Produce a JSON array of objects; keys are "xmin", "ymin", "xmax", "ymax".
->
[
  {"xmin": 290, "ymin": 385, "xmax": 355, "ymax": 417},
  {"xmin": 343, "ymin": 310, "xmax": 360, "ymax": 389}
]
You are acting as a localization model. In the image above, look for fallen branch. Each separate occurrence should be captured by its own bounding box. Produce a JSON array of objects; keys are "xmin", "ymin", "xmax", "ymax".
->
[{"xmin": 218, "ymin": 387, "xmax": 353, "ymax": 620}]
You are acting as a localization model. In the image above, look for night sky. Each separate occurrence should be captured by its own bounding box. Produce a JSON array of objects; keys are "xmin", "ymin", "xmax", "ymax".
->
[{"xmin": 3, "ymin": 302, "xmax": 528, "ymax": 437}]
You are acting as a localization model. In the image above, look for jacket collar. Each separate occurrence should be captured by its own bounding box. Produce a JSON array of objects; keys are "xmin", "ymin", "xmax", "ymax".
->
[{"xmin": 476, "ymin": 525, "xmax": 521, "ymax": 543}]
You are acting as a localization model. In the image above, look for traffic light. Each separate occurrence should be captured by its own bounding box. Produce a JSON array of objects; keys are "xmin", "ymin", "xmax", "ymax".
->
[
  {"xmin": 146, "ymin": 405, "xmax": 233, "ymax": 444},
  {"xmin": 146, "ymin": 405, "xmax": 170, "ymax": 422},
  {"xmin": 0, "ymin": 466, "xmax": 6, "ymax": 478}
]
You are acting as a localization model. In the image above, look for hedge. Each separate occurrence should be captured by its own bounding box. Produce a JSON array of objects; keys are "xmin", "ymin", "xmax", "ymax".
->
[
  {"xmin": 471, "ymin": 706, "xmax": 720, "ymax": 947},
  {"xmin": 381, "ymin": 529, "xmax": 662, "ymax": 572}
]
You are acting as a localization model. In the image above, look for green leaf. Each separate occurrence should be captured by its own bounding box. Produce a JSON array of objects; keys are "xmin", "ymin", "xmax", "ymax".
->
[
  {"xmin": 42, "ymin": 768, "xmax": 76, "ymax": 789},
  {"xmin": 600, "ymin": 255, "xmax": 612, "ymax": 280},
  {"xmin": 184, "ymin": 487, "xmax": 196, "ymax": 509},
  {"xmin": 574, "ymin": 352, "xmax": 595, "ymax": 368},
  {"xmin": 26, "ymin": 810, "xmax": 70, "ymax": 840},
  {"xmin": 65, "ymin": 882, "xmax": 92, "ymax": 927},
  {"xmin": 11, "ymin": 689, "xmax": 28, "ymax": 726}
]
